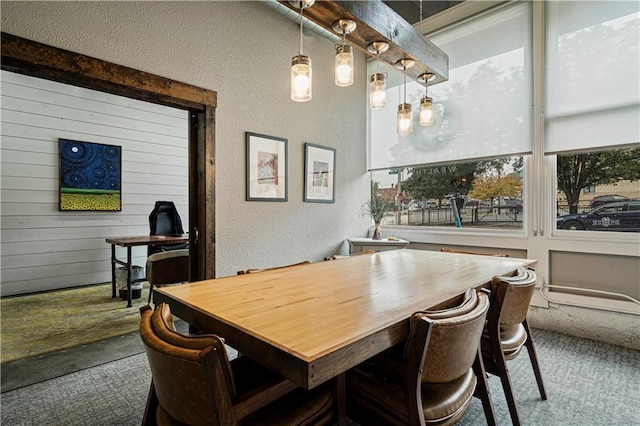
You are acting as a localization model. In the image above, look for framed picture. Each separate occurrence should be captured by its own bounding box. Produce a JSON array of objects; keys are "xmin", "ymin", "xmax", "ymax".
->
[
  {"xmin": 246, "ymin": 132, "xmax": 288, "ymax": 201},
  {"xmin": 304, "ymin": 143, "xmax": 336, "ymax": 203},
  {"xmin": 59, "ymin": 138, "xmax": 122, "ymax": 211}
]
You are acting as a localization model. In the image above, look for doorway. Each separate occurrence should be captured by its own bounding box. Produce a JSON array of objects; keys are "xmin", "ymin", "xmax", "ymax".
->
[{"xmin": 1, "ymin": 32, "xmax": 216, "ymax": 282}]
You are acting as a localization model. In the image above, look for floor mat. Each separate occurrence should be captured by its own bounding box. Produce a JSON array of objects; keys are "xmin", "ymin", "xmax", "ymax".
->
[{"xmin": 1, "ymin": 283, "xmax": 149, "ymax": 363}]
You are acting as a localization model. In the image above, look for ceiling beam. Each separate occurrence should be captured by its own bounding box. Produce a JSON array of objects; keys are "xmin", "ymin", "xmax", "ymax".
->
[
  {"xmin": 1, "ymin": 32, "xmax": 216, "ymax": 110},
  {"xmin": 277, "ymin": 0, "xmax": 449, "ymax": 85}
]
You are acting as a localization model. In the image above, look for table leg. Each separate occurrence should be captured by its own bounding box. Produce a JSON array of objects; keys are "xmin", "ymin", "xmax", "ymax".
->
[
  {"xmin": 111, "ymin": 244, "xmax": 117, "ymax": 298},
  {"xmin": 334, "ymin": 372, "xmax": 346, "ymax": 426},
  {"xmin": 126, "ymin": 246, "xmax": 133, "ymax": 308}
]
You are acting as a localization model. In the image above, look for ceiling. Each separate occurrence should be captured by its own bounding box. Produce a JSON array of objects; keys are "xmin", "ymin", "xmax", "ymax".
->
[{"xmin": 382, "ymin": 1, "xmax": 465, "ymax": 26}]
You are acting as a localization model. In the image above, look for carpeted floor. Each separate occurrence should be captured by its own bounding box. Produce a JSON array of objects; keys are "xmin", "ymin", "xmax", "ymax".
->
[
  {"xmin": 1, "ymin": 328, "xmax": 638, "ymax": 425},
  {"xmin": 1, "ymin": 282, "xmax": 149, "ymax": 363}
]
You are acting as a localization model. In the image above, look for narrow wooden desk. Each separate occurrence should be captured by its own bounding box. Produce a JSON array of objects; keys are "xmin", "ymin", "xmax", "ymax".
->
[
  {"xmin": 106, "ymin": 235, "xmax": 188, "ymax": 307},
  {"xmin": 154, "ymin": 250, "xmax": 535, "ymax": 391},
  {"xmin": 347, "ymin": 237, "xmax": 410, "ymax": 253}
]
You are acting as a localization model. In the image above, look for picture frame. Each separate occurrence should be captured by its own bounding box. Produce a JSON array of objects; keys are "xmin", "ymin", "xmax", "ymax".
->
[
  {"xmin": 246, "ymin": 132, "xmax": 288, "ymax": 201},
  {"xmin": 304, "ymin": 143, "xmax": 336, "ymax": 203},
  {"xmin": 59, "ymin": 138, "xmax": 122, "ymax": 211}
]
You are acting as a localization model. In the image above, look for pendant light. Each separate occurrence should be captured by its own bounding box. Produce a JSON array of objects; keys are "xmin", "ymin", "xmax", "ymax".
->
[
  {"xmin": 290, "ymin": 0, "xmax": 315, "ymax": 102},
  {"xmin": 396, "ymin": 59, "xmax": 415, "ymax": 134},
  {"xmin": 419, "ymin": 73, "xmax": 435, "ymax": 126},
  {"xmin": 333, "ymin": 19, "xmax": 356, "ymax": 87},
  {"xmin": 367, "ymin": 41, "xmax": 389, "ymax": 109}
]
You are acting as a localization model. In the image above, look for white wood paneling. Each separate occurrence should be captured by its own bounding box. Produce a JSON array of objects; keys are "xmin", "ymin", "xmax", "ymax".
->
[{"xmin": 0, "ymin": 70, "xmax": 189, "ymax": 296}]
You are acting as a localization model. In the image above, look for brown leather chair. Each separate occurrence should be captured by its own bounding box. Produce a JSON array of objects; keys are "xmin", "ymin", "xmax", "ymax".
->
[
  {"xmin": 347, "ymin": 291, "xmax": 495, "ymax": 426},
  {"xmin": 139, "ymin": 304, "xmax": 334, "ymax": 425},
  {"xmin": 441, "ymin": 247, "xmax": 509, "ymax": 257},
  {"xmin": 146, "ymin": 249, "xmax": 189, "ymax": 303},
  {"xmin": 237, "ymin": 260, "xmax": 311, "ymax": 275},
  {"xmin": 324, "ymin": 250, "xmax": 375, "ymax": 261},
  {"xmin": 482, "ymin": 267, "xmax": 547, "ymax": 426}
]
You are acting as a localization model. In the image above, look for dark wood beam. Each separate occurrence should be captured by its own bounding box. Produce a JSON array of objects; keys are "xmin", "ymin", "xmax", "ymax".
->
[
  {"xmin": 1, "ymin": 32, "xmax": 216, "ymax": 110},
  {"xmin": 277, "ymin": 0, "xmax": 448, "ymax": 85}
]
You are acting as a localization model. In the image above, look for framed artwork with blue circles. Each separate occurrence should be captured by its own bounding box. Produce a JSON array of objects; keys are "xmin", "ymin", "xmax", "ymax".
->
[{"xmin": 59, "ymin": 138, "xmax": 122, "ymax": 211}]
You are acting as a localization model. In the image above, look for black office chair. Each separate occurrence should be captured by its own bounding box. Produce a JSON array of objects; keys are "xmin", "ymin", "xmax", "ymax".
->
[{"xmin": 148, "ymin": 201, "xmax": 188, "ymax": 256}]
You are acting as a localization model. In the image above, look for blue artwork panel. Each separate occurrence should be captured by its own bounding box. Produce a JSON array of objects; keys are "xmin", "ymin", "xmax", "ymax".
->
[{"xmin": 59, "ymin": 139, "xmax": 122, "ymax": 211}]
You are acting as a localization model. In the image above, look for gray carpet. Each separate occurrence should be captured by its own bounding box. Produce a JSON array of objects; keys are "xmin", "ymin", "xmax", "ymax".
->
[{"xmin": 1, "ymin": 329, "xmax": 639, "ymax": 425}]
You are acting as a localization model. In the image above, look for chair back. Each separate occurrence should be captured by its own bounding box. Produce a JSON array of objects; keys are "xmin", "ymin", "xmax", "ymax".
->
[
  {"xmin": 139, "ymin": 305, "xmax": 235, "ymax": 425},
  {"xmin": 408, "ymin": 292, "xmax": 490, "ymax": 384},
  {"xmin": 148, "ymin": 201, "xmax": 187, "ymax": 256},
  {"xmin": 237, "ymin": 260, "xmax": 311, "ymax": 275},
  {"xmin": 150, "ymin": 201, "xmax": 184, "ymax": 235},
  {"xmin": 417, "ymin": 288, "xmax": 476, "ymax": 319},
  {"xmin": 325, "ymin": 250, "xmax": 375, "ymax": 261},
  {"xmin": 146, "ymin": 249, "xmax": 190, "ymax": 286},
  {"xmin": 441, "ymin": 247, "xmax": 509, "ymax": 257},
  {"xmin": 491, "ymin": 268, "xmax": 537, "ymax": 326}
]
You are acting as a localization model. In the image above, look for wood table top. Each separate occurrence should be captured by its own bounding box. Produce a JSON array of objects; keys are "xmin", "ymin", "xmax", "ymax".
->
[
  {"xmin": 106, "ymin": 234, "xmax": 188, "ymax": 247},
  {"xmin": 155, "ymin": 249, "xmax": 535, "ymax": 389}
]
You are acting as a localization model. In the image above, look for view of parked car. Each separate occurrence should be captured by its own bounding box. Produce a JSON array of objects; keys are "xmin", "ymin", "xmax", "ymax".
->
[
  {"xmin": 425, "ymin": 201, "xmax": 438, "ymax": 209},
  {"xmin": 556, "ymin": 201, "xmax": 640, "ymax": 231},
  {"xmin": 590, "ymin": 194, "xmax": 630, "ymax": 209},
  {"xmin": 504, "ymin": 199, "xmax": 523, "ymax": 213}
]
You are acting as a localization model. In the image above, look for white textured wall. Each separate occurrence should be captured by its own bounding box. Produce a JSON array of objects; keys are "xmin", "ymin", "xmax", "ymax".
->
[
  {"xmin": 0, "ymin": 1, "xmax": 371, "ymax": 282},
  {"xmin": 528, "ymin": 305, "xmax": 640, "ymax": 350},
  {"xmin": 1, "ymin": 71, "xmax": 189, "ymax": 296}
]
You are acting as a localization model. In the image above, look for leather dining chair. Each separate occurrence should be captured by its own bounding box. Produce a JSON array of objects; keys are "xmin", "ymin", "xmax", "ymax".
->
[
  {"xmin": 146, "ymin": 248, "xmax": 189, "ymax": 303},
  {"xmin": 139, "ymin": 304, "xmax": 335, "ymax": 426},
  {"xmin": 441, "ymin": 247, "xmax": 510, "ymax": 257},
  {"xmin": 237, "ymin": 260, "xmax": 311, "ymax": 275},
  {"xmin": 324, "ymin": 250, "xmax": 375, "ymax": 261},
  {"xmin": 482, "ymin": 267, "xmax": 547, "ymax": 426},
  {"xmin": 346, "ymin": 290, "xmax": 495, "ymax": 426}
]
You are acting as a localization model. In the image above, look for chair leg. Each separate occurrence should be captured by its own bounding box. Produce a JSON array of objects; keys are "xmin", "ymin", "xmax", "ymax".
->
[
  {"xmin": 147, "ymin": 284, "xmax": 154, "ymax": 304},
  {"xmin": 492, "ymin": 344, "xmax": 521, "ymax": 426},
  {"xmin": 473, "ymin": 349, "xmax": 497, "ymax": 426},
  {"xmin": 142, "ymin": 381, "xmax": 158, "ymax": 426},
  {"xmin": 523, "ymin": 320, "xmax": 547, "ymax": 400}
]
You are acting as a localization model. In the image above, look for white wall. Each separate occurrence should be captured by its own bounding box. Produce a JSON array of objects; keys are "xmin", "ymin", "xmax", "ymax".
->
[
  {"xmin": 0, "ymin": 1, "xmax": 371, "ymax": 291},
  {"xmin": 1, "ymin": 71, "xmax": 189, "ymax": 295}
]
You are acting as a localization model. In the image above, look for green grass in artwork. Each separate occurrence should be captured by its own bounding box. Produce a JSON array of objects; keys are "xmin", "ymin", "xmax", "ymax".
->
[{"xmin": 60, "ymin": 192, "xmax": 121, "ymax": 211}]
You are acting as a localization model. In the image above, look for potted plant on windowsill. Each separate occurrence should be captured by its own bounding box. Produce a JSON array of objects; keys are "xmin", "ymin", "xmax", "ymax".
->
[{"xmin": 361, "ymin": 192, "xmax": 391, "ymax": 240}]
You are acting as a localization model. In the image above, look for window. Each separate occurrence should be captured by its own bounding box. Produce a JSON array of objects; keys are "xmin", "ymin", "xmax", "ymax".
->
[
  {"xmin": 367, "ymin": 2, "xmax": 531, "ymax": 231},
  {"xmin": 371, "ymin": 156, "xmax": 524, "ymax": 230},
  {"xmin": 368, "ymin": 2, "xmax": 533, "ymax": 171},
  {"xmin": 545, "ymin": 2, "xmax": 639, "ymax": 155},
  {"xmin": 548, "ymin": 2, "xmax": 640, "ymax": 232},
  {"xmin": 556, "ymin": 147, "xmax": 640, "ymax": 229},
  {"xmin": 365, "ymin": 0, "xmax": 639, "ymax": 316}
]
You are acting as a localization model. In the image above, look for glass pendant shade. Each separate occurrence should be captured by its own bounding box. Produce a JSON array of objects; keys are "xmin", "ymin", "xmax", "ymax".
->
[
  {"xmin": 419, "ymin": 96, "xmax": 434, "ymax": 126},
  {"xmin": 335, "ymin": 45, "xmax": 354, "ymax": 86},
  {"xmin": 397, "ymin": 103, "xmax": 413, "ymax": 134},
  {"xmin": 291, "ymin": 55, "xmax": 312, "ymax": 102},
  {"xmin": 370, "ymin": 73, "xmax": 387, "ymax": 109}
]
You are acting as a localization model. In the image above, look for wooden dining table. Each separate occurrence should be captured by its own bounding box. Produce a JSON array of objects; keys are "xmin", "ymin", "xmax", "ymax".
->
[{"xmin": 154, "ymin": 249, "xmax": 535, "ymax": 421}]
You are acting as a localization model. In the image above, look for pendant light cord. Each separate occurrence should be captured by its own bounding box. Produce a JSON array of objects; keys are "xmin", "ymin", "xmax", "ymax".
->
[
  {"xmin": 403, "ymin": 68, "xmax": 407, "ymax": 103},
  {"xmin": 299, "ymin": 2, "xmax": 304, "ymax": 55},
  {"xmin": 420, "ymin": 0, "xmax": 427, "ymax": 98}
]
